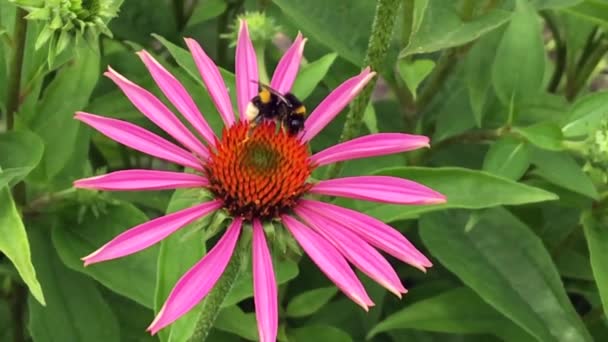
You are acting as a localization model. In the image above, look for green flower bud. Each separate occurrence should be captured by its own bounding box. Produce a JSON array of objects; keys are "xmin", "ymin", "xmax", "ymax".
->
[
  {"xmin": 11, "ymin": 0, "xmax": 122, "ymax": 64},
  {"xmin": 222, "ymin": 11, "xmax": 281, "ymax": 48}
]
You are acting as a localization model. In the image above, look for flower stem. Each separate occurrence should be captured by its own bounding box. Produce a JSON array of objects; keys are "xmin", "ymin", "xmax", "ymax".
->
[
  {"xmin": 325, "ymin": 0, "xmax": 400, "ymax": 180},
  {"xmin": 6, "ymin": 8, "xmax": 28, "ymax": 206},
  {"xmin": 256, "ymin": 47, "xmax": 270, "ymax": 84},
  {"xmin": 187, "ymin": 236, "xmax": 248, "ymax": 342},
  {"xmin": 6, "ymin": 7, "xmax": 28, "ymax": 131}
]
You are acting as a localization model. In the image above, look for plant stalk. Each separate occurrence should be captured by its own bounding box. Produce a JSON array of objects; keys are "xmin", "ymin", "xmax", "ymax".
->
[
  {"xmin": 325, "ymin": 0, "xmax": 400, "ymax": 180},
  {"xmin": 6, "ymin": 8, "xmax": 28, "ymax": 131},
  {"xmin": 187, "ymin": 237, "xmax": 248, "ymax": 342}
]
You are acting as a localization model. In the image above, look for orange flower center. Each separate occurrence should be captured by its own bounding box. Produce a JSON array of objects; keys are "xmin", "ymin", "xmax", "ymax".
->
[{"xmin": 205, "ymin": 121, "xmax": 314, "ymax": 220}]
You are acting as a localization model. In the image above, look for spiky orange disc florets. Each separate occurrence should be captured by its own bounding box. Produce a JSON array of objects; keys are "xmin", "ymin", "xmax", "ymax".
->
[{"xmin": 206, "ymin": 121, "xmax": 314, "ymax": 220}]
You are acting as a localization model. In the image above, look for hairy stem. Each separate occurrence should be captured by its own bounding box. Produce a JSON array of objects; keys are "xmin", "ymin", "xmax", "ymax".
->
[
  {"xmin": 325, "ymin": 0, "xmax": 400, "ymax": 180},
  {"xmin": 187, "ymin": 237, "xmax": 247, "ymax": 342},
  {"xmin": 6, "ymin": 8, "xmax": 28, "ymax": 206},
  {"xmin": 6, "ymin": 8, "xmax": 27, "ymax": 131}
]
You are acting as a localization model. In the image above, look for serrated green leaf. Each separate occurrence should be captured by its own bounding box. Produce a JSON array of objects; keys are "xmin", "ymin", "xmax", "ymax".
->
[
  {"xmin": 420, "ymin": 208, "xmax": 592, "ymax": 342},
  {"xmin": 287, "ymin": 287, "xmax": 338, "ymax": 318},
  {"xmin": 364, "ymin": 167, "xmax": 558, "ymax": 222},
  {"xmin": 27, "ymin": 227, "xmax": 120, "ymax": 342},
  {"xmin": 187, "ymin": 0, "xmax": 227, "ymax": 27},
  {"xmin": 483, "ymin": 136, "xmax": 530, "ymax": 180},
  {"xmin": 0, "ymin": 130, "xmax": 44, "ymax": 189},
  {"xmin": 400, "ymin": 1, "xmax": 511, "ymax": 57},
  {"xmin": 368, "ymin": 287, "xmax": 534, "ymax": 341},
  {"xmin": 0, "ymin": 188, "xmax": 45, "ymax": 305},
  {"xmin": 292, "ymin": 53, "xmax": 337, "ymax": 100},
  {"xmin": 53, "ymin": 203, "xmax": 157, "ymax": 308},
  {"xmin": 492, "ymin": 0, "xmax": 545, "ymax": 107},
  {"xmin": 513, "ymin": 122, "xmax": 564, "ymax": 151}
]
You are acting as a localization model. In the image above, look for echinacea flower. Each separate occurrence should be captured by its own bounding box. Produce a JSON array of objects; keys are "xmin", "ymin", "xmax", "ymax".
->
[{"xmin": 75, "ymin": 21, "xmax": 446, "ymax": 342}]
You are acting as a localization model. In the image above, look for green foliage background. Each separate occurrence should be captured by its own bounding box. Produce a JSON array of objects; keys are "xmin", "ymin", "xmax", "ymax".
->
[{"xmin": 1, "ymin": 0, "xmax": 608, "ymax": 341}]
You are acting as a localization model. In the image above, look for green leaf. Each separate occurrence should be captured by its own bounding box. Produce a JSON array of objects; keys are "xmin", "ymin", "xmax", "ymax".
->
[
  {"xmin": 52, "ymin": 203, "xmax": 157, "ymax": 308},
  {"xmin": 290, "ymin": 325, "xmax": 353, "ymax": 342},
  {"xmin": 27, "ymin": 227, "xmax": 120, "ymax": 342},
  {"xmin": 287, "ymin": 287, "xmax": 338, "ymax": 318},
  {"xmin": 420, "ymin": 208, "xmax": 592, "ymax": 342},
  {"xmin": 0, "ymin": 131, "xmax": 44, "ymax": 189},
  {"xmin": 400, "ymin": 1, "xmax": 511, "ymax": 57},
  {"xmin": 368, "ymin": 287, "xmax": 534, "ymax": 341},
  {"xmin": 562, "ymin": 91, "xmax": 608, "ymax": 138},
  {"xmin": 534, "ymin": 0, "xmax": 583, "ymax": 9},
  {"xmin": 364, "ymin": 167, "xmax": 558, "ymax": 222},
  {"xmin": 215, "ymin": 306, "xmax": 258, "ymax": 341},
  {"xmin": 362, "ymin": 103, "xmax": 378, "ymax": 134},
  {"xmin": 492, "ymin": 0, "xmax": 545, "ymax": 107},
  {"xmin": 483, "ymin": 136, "xmax": 530, "ymax": 180},
  {"xmin": 187, "ymin": 0, "xmax": 227, "ymax": 27},
  {"xmin": 223, "ymin": 257, "xmax": 299, "ymax": 307},
  {"xmin": 397, "ymin": 59, "xmax": 435, "ymax": 100},
  {"xmin": 582, "ymin": 210, "xmax": 608, "ymax": 318},
  {"xmin": 28, "ymin": 46, "xmax": 100, "ymax": 182},
  {"xmin": 292, "ymin": 53, "xmax": 337, "ymax": 100},
  {"xmin": 272, "ymin": 0, "xmax": 374, "ymax": 66},
  {"xmin": 530, "ymin": 148, "xmax": 599, "ymax": 199},
  {"xmin": 0, "ymin": 188, "xmax": 45, "ymax": 305},
  {"xmin": 562, "ymin": 0, "xmax": 608, "ymax": 27},
  {"xmin": 513, "ymin": 122, "xmax": 564, "ymax": 151},
  {"xmin": 154, "ymin": 188, "xmax": 216, "ymax": 342},
  {"xmin": 466, "ymin": 29, "xmax": 502, "ymax": 126}
]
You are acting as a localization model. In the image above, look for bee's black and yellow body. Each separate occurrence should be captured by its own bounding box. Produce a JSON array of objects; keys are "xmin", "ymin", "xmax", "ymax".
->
[{"xmin": 245, "ymin": 84, "xmax": 307, "ymax": 136}]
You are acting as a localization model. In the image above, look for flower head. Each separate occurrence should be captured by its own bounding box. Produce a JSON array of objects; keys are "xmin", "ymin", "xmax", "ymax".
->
[{"xmin": 74, "ymin": 21, "xmax": 445, "ymax": 341}]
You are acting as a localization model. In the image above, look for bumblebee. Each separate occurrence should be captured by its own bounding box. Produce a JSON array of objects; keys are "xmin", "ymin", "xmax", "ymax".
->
[{"xmin": 245, "ymin": 84, "xmax": 306, "ymax": 135}]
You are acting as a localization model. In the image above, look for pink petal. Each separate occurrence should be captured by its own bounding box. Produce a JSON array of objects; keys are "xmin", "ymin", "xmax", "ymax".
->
[
  {"xmin": 270, "ymin": 33, "xmax": 306, "ymax": 94},
  {"xmin": 137, "ymin": 50, "xmax": 217, "ymax": 147},
  {"xmin": 82, "ymin": 200, "xmax": 222, "ymax": 266},
  {"xmin": 148, "ymin": 218, "xmax": 242, "ymax": 334},
  {"xmin": 281, "ymin": 215, "xmax": 373, "ymax": 310},
  {"xmin": 75, "ymin": 112, "xmax": 204, "ymax": 171},
  {"xmin": 252, "ymin": 219, "xmax": 278, "ymax": 342},
  {"xmin": 310, "ymin": 133, "xmax": 430, "ymax": 166},
  {"xmin": 235, "ymin": 20, "xmax": 259, "ymax": 122},
  {"xmin": 105, "ymin": 67, "xmax": 209, "ymax": 159},
  {"xmin": 298, "ymin": 199, "xmax": 432, "ymax": 271},
  {"xmin": 310, "ymin": 176, "xmax": 446, "ymax": 205},
  {"xmin": 185, "ymin": 38, "xmax": 235, "ymax": 127},
  {"xmin": 300, "ymin": 68, "xmax": 376, "ymax": 142},
  {"xmin": 295, "ymin": 206, "xmax": 407, "ymax": 297},
  {"xmin": 74, "ymin": 170, "xmax": 208, "ymax": 191}
]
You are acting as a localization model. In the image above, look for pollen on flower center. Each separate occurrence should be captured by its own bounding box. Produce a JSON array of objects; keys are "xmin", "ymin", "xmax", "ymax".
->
[{"xmin": 205, "ymin": 121, "xmax": 314, "ymax": 220}]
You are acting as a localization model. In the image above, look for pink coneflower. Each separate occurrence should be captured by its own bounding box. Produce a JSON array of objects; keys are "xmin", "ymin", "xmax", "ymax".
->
[{"xmin": 74, "ymin": 21, "xmax": 445, "ymax": 341}]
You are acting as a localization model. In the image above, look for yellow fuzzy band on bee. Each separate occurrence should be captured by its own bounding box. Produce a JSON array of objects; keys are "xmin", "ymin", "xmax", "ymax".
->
[
  {"xmin": 295, "ymin": 105, "xmax": 306, "ymax": 114},
  {"xmin": 260, "ymin": 89, "xmax": 271, "ymax": 103}
]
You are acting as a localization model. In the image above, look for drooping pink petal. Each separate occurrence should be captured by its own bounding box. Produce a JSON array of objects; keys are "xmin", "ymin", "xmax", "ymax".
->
[
  {"xmin": 74, "ymin": 170, "xmax": 208, "ymax": 191},
  {"xmin": 270, "ymin": 32, "xmax": 306, "ymax": 94},
  {"xmin": 185, "ymin": 38, "xmax": 235, "ymax": 127},
  {"xmin": 137, "ymin": 50, "xmax": 217, "ymax": 146},
  {"xmin": 75, "ymin": 112, "xmax": 204, "ymax": 171},
  {"xmin": 148, "ymin": 218, "xmax": 242, "ymax": 334},
  {"xmin": 310, "ymin": 133, "xmax": 430, "ymax": 166},
  {"xmin": 281, "ymin": 215, "xmax": 373, "ymax": 310},
  {"xmin": 295, "ymin": 207, "xmax": 407, "ymax": 297},
  {"xmin": 82, "ymin": 200, "xmax": 222, "ymax": 266},
  {"xmin": 235, "ymin": 20, "xmax": 259, "ymax": 122},
  {"xmin": 310, "ymin": 176, "xmax": 446, "ymax": 205},
  {"xmin": 252, "ymin": 219, "xmax": 277, "ymax": 342},
  {"xmin": 105, "ymin": 67, "xmax": 209, "ymax": 159},
  {"xmin": 298, "ymin": 199, "xmax": 432, "ymax": 270},
  {"xmin": 300, "ymin": 68, "xmax": 375, "ymax": 142}
]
